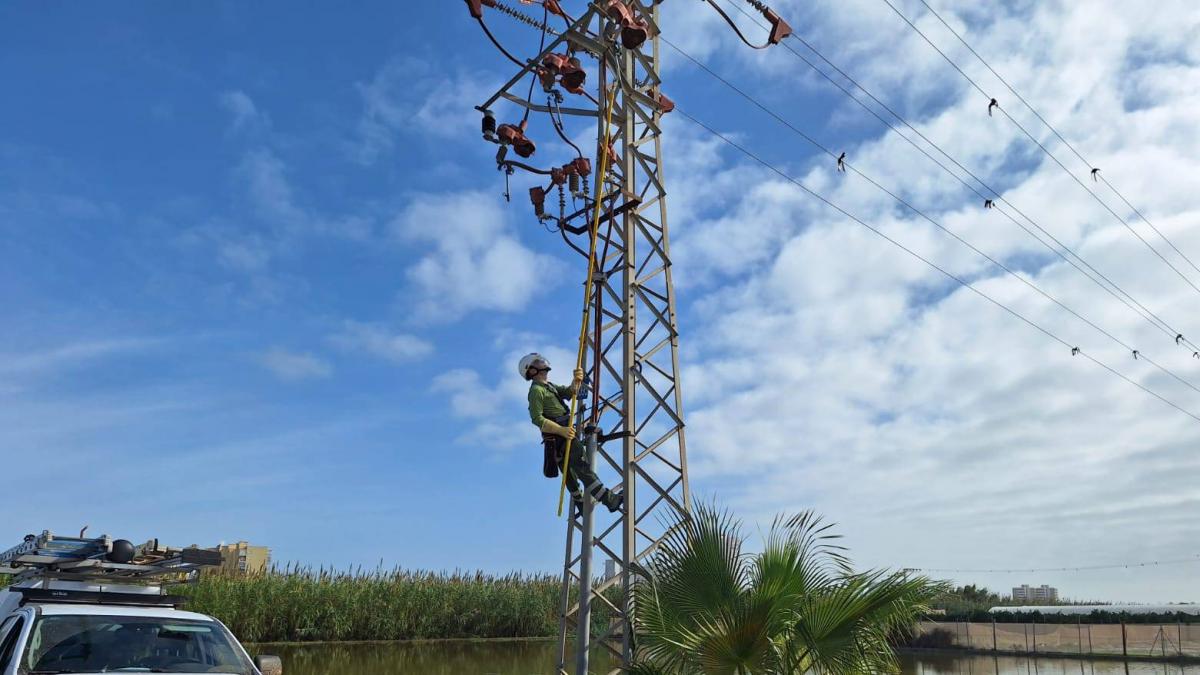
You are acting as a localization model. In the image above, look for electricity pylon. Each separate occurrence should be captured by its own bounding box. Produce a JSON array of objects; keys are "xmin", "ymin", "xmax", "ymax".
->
[{"xmin": 469, "ymin": 1, "xmax": 689, "ymax": 672}]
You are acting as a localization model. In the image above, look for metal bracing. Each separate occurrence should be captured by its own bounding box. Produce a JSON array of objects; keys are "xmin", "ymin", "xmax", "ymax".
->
[{"xmin": 473, "ymin": 2, "xmax": 688, "ymax": 672}]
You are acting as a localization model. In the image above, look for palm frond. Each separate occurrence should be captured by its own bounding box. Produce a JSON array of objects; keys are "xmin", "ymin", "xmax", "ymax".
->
[
  {"xmin": 632, "ymin": 503, "xmax": 943, "ymax": 675},
  {"xmin": 783, "ymin": 570, "xmax": 946, "ymax": 674}
]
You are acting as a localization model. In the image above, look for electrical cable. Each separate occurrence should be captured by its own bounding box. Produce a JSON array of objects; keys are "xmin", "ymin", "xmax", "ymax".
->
[
  {"xmin": 916, "ymin": 0, "xmax": 1200, "ymax": 281},
  {"xmin": 877, "ymin": 0, "xmax": 1200, "ymax": 301},
  {"xmin": 521, "ymin": 5, "xmax": 550, "ymax": 125},
  {"xmin": 549, "ymin": 96, "xmax": 585, "ymax": 158},
  {"xmin": 702, "ymin": 0, "xmax": 771, "ymax": 50},
  {"xmin": 492, "ymin": 0, "xmax": 557, "ymax": 32},
  {"xmin": 673, "ymin": 105, "xmax": 1200, "ymax": 425},
  {"xmin": 905, "ymin": 554, "xmax": 1200, "ymax": 575},
  {"xmin": 716, "ymin": 0, "xmax": 1200, "ymax": 357},
  {"xmin": 476, "ymin": 17, "xmax": 526, "ymax": 69},
  {"xmin": 659, "ymin": 36, "xmax": 1200, "ymax": 397}
]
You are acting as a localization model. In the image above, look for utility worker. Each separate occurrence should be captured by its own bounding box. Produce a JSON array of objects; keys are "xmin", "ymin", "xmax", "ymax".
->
[{"xmin": 520, "ymin": 352, "xmax": 623, "ymax": 514}]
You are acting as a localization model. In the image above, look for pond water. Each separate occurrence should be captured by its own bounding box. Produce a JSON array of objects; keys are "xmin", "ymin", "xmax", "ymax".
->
[{"xmin": 248, "ymin": 641, "xmax": 1199, "ymax": 674}]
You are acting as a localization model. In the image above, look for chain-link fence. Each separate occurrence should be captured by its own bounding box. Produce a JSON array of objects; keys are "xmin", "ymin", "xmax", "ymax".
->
[{"xmin": 915, "ymin": 621, "xmax": 1200, "ymax": 660}]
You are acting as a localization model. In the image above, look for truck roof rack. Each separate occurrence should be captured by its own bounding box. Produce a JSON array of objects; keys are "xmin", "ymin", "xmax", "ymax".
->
[
  {"xmin": 1, "ymin": 531, "xmax": 222, "ymax": 587},
  {"xmin": 16, "ymin": 587, "xmax": 188, "ymax": 608}
]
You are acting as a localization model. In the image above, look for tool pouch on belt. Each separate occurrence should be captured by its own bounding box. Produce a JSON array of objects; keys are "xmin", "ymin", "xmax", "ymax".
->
[{"xmin": 541, "ymin": 414, "xmax": 571, "ymax": 478}]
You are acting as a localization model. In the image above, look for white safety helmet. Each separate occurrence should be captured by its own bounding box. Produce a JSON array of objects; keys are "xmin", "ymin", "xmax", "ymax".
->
[{"xmin": 519, "ymin": 352, "xmax": 551, "ymax": 380}]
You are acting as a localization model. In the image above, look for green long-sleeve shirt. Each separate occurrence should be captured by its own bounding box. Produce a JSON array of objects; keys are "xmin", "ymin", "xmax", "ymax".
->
[{"xmin": 528, "ymin": 381, "xmax": 573, "ymax": 428}]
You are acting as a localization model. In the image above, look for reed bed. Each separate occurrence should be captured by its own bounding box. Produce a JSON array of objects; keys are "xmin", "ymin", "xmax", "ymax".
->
[{"xmin": 174, "ymin": 565, "xmax": 575, "ymax": 643}]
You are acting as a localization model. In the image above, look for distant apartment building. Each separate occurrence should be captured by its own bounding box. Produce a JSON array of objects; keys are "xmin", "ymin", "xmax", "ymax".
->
[
  {"xmin": 1012, "ymin": 584, "xmax": 1058, "ymax": 603},
  {"xmin": 217, "ymin": 541, "xmax": 271, "ymax": 576},
  {"xmin": 605, "ymin": 559, "xmax": 619, "ymax": 581}
]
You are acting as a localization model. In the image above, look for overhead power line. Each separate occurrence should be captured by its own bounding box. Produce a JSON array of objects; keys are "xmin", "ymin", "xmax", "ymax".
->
[
  {"xmin": 672, "ymin": 104, "xmax": 1200, "ymax": 425},
  {"xmin": 905, "ymin": 555, "xmax": 1200, "ymax": 575},
  {"xmin": 660, "ymin": 36, "xmax": 1200, "ymax": 397},
  {"xmin": 877, "ymin": 0, "xmax": 1200, "ymax": 301},
  {"xmin": 481, "ymin": 0, "xmax": 1200, "ymax": 422},
  {"xmin": 716, "ymin": 0, "xmax": 1200, "ymax": 358},
  {"xmin": 915, "ymin": 0, "xmax": 1200, "ymax": 281}
]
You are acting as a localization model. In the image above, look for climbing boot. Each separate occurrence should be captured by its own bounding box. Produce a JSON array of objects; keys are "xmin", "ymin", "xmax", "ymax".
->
[{"xmin": 601, "ymin": 486, "xmax": 624, "ymax": 513}]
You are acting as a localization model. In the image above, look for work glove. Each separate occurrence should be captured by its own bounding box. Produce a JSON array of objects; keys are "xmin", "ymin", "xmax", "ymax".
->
[
  {"xmin": 573, "ymin": 368, "xmax": 585, "ymax": 387},
  {"xmin": 542, "ymin": 419, "xmax": 576, "ymax": 440}
]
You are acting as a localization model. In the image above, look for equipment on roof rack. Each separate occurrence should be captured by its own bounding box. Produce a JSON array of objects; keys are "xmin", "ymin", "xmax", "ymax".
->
[{"xmin": 1, "ymin": 531, "xmax": 222, "ymax": 586}]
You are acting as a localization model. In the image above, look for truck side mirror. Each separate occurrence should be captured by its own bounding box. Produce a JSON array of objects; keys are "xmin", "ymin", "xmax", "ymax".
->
[{"xmin": 255, "ymin": 655, "xmax": 283, "ymax": 675}]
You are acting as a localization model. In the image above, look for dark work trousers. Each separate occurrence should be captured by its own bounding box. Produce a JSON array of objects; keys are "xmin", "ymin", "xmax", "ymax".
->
[{"xmin": 549, "ymin": 417, "xmax": 611, "ymax": 504}]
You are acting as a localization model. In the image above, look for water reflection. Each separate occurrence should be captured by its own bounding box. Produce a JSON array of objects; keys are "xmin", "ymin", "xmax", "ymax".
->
[
  {"xmin": 248, "ymin": 641, "xmax": 1195, "ymax": 675},
  {"xmin": 249, "ymin": 639, "xmax": 614, "ymax": 675}
]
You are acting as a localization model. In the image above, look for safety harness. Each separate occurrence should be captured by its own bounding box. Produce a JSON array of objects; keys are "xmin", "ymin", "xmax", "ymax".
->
[{"xmin": 536, "ymin": 381, "xmax": 572, "ymax": 479}]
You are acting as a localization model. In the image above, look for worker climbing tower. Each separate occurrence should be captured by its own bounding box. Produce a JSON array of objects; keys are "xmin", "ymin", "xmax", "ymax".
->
[
  {"xmin": 468, "ymin": 1, "xmax": 688, "ymax": 672},
  {"xmin": 466, "ymin": 0, "xmax": 788, "ymax": 670}
]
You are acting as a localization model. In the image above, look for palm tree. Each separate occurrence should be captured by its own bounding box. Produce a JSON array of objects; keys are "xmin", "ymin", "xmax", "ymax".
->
[{"xmin": 628, "ymin": 502, "xmax": 945, "ymax": 674}]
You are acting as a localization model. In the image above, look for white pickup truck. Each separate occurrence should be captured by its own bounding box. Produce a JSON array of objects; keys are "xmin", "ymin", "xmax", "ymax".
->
[
  {"xmin": 0, "ymin": 532, "xmax": 282, "ymax": 675},
  {"xmin": 0, "ymin": 590, "xmax": 282, "ymax": 675}
]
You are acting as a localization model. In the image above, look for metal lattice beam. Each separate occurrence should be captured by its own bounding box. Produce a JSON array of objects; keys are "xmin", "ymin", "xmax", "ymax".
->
[{"xmin": 474, "ymin": 3, "xmax": 688, "ymax": 672}]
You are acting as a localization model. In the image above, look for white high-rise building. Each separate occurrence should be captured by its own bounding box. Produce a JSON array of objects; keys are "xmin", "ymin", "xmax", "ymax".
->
[
  {"xmin": 605, "ymin": 559, "xmax": 619, "ymax": 581},
  {"xmin": 1012, "ymin": 584, "xmax": 1058, "ymax": 602}
]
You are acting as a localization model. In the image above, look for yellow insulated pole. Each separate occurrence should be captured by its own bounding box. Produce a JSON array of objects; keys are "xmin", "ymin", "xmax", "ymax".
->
[{"xmin": 557, "ymin": 86, "xmax": 617, "ymax": 517}]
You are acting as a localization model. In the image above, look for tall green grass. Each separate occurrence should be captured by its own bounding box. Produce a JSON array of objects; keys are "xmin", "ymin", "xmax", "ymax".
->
[
  {"xmin": 5, "ymin": 565, "xmax": 613, "ymax": 642},
  {"xmin": 175, "ymin": 565, "xmax": 585, "ymax": 643}
]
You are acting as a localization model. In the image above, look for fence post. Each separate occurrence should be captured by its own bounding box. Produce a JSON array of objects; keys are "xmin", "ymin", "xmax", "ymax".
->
[
  {"xmin": 992, "ymin": 618, "xmax": 997, "ymax": 653},
  {"xmin": 1179, "ymin": 622, "xmax": 1184, "ymax": 658},
  {"xmin": 1077, "ymin": 618, "xmax": 1083, "ymax": 657},
  {"xmin": 1121, "ymin": 620, "xmax": 1127, "ymax": 658},
  {"xmin": 1087, "ymin": 622, "xmax": 1093, "ymax": 655},
  {"xmin": 1024, "ymin": 622, "xmax": 1030, "ymax": 653},
  {"xmin": 1031, "ymin": 618, "xmax": 1037, "ymax": 656}
]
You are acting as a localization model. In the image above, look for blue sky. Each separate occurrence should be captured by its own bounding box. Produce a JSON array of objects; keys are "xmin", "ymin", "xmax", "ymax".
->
[{"xmin": 4, "ymin": 1, "xmax": 1200, "ymax": 601}]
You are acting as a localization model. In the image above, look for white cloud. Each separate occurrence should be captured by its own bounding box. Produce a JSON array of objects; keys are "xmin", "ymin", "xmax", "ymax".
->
[
  {"xmin": 653, "ymin": 0, "xmax": 1200, "ymax": 600},
  {"xmin": 430, "ymin": 368, "xmax": 531, "ymax": 451},
  {"xmin": 430, "ymin": 342, "xmax": 577, "ymax": 452},
  {"xmin": 257, "ymin": 348, "xmax": 332, "ymax": 381},
  {"xmin": 189, "ymin": 90, "xmax": 378, "ymax": 302},
  {"xmin": 219, "ymin": 90, "xmax": 270, "ymax": 135},
  {"xmin": 329, "ymin": 321, "xmax": 433, "ymax": 364},
  {"xmin": 353, "ymin": 57, "xmax": 497, "ymax": 164},
  {"xmin": 237, "ymin": 148, "xmax": 309, "ymax": 229},
  {"xmin": 391, "ymin": 189, "xmax": 563, "ymax": 320},
  {"xmin": 0, "ymin": 338, "xmax": 160, "ymax": 377},
  {"xmin": 232, "ymin": 149, "xmax": 374, "ymax": 241}
]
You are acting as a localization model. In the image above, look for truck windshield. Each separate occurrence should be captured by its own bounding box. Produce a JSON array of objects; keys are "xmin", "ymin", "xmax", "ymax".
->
[{"xmin": 23, "ymin": 614, "xmax": 254, "ymax": 674}]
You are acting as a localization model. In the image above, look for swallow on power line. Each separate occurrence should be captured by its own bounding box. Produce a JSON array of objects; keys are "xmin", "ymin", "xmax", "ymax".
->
[
  {"xmin": 1132, "ymin": 350, "xmax": 1140, "ymax": 360},
  {"xmin": 1176, "ymin": 334, "xmax": 1185, "ymax": 345},
  {"xmin": 1091, "ymin": 168, "xmax": 1101, "ymax": 182},
  {"xmin": 988, "ymin": 98, "xmax": 999, "ymax": 116},
  {"xmin": 1071, "ymin": 347, "xmax": 1080, "ymax": 356},
  {"xmin": 984, "ymin": 199, "xmax": 994, "ymax": 209},
  {"xmin": 837, "ymin": 152, "xmax": 846, "ymax": 173}
]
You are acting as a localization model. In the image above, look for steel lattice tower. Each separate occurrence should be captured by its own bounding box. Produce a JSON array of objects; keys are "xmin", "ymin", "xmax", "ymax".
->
[{"xmin": 473, "ymin": 2, "xmax": 689, "ymax": 672}]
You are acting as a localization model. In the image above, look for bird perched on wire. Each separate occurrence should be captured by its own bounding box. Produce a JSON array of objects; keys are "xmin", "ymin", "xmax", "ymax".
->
[
  {"xmin": 988, "ymin": 98, "xmax": 999, "ymax": 116},
  {"xmin": 1071, "ymin": 347, "xmax": 1080, "ymax": 356},
  {"xmin": 1176, "ymin": 334, "xmax": 1185, "ymax": 345},
  {"xmin": 984, "ymin": 199, "xmax": 994, "ymax": 209},
  {"xmin": 1091, "ymin": 168, "xmax": 1101, "ymax": 182},
  {"xmin": 836, "ymin": 152, "xmax": 846, "ymax": 173},
  {"xmin": 1132, "ymin": 350, "xmax": 1140, "ymax": 360}
]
